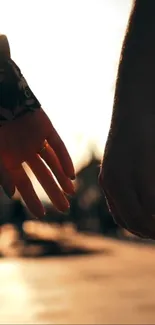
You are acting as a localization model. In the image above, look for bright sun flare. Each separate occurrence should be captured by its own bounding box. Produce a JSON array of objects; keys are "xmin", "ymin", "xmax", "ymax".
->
[{"xmin": 0, "ymin": 0, "xmax": 132, "ymax": 200}]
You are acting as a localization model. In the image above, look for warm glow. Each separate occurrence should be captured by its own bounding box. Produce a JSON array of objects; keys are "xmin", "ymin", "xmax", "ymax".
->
[{"xmin": 0, "ymin": 0, "xmax": 132, "ymax": 200}]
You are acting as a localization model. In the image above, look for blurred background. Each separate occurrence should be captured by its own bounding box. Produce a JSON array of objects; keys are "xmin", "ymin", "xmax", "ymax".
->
[{"xmin": 1, "ymin": 0, "xmax": 155, "ymax": 324}]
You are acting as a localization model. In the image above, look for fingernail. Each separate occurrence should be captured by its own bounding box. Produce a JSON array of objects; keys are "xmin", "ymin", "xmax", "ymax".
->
[
  {"xmin": 67, "ymin": 183, "xmax": 75, "ymax": 196},
  {"xmin": 71, "ymin": 175, "xmax": 76, "ymax": 180},
  {"xmin": 61, "ymin": 204, "xmax": 70, "ymax": 214},
  {"xmin": 38, "ymin": 208, "xmax": 46, "ymax": 218}
]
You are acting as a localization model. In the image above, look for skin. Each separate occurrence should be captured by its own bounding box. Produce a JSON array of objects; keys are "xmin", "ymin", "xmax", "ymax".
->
[
  {"xmin": 99, "ymin": 0, "xmax": 155, "ymax": 239},
  {"xmin": 3, "ymin": 0, "xmax": 155, "ymax": 238},
  {"xmin": 0, "ymin": 35, "xmax": 75, "ymax": 217}
]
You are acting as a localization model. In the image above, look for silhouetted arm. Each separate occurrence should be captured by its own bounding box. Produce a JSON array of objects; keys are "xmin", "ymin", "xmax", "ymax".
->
[
  {"xmin": 99, "ymin": 0, "xmax": 155, "ymax": 240},
  {"xmin": 113, "ymin": 0, "xmax": 155, "ymax": 118}
]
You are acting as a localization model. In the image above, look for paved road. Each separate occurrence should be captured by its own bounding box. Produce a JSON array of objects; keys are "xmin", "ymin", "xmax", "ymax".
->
[{"xmin": 0, "ymin": 235, "xmax": 155, "ymax": 324}]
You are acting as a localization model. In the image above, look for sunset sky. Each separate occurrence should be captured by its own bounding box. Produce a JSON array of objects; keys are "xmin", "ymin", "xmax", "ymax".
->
[{"xmin": 0, "ymin": 0, "xmax": 133, "ymax": 201}]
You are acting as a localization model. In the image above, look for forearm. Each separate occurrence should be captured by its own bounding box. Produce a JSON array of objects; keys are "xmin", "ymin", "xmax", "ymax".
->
[{"xmin": 113, "ymin": 0, "xmax": 155, "ymax": 117}]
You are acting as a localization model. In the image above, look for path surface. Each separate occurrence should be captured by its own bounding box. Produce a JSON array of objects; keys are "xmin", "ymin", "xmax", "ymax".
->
[{"xmin": 0, "ymin": 235, "xmax": 155, "ymax": 324}]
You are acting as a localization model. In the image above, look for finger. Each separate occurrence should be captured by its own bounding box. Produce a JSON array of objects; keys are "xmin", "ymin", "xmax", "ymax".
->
[
  {"xmin": 47, "ymin": 127, "xmax": 75, "ymax": 179},
  {"xmin": 104, "ymin": 188, "xmax": 149, "ymax": 238},
  {"xmin": 0, "ymin": 161, "xmax": 15, "ymax": 197},
  {"xmin": 102, "ymin": 167, "xmax": 153, "ymax": 238},
  {"xmin": 104, "ymin": 189, "xmax": 127, "ymax": 229},
  {"xmin": 39, "ymin": 143, "xmax": 75, "ymax": 196},
  {"xmin": 114, "ymin": 186, "xmax": 155, "ymax": 238},
  {"xmin": 27, "ymin": 154, "xmax": 70, "ymax": 213},
  {"xmin": 11, "ymin": 165, "xmax": 45, "ymax": 218},
  {"xmin": 135, "ymin": 166, "xmax": 155, "ymax": 238},
  {"xmin": 99, "ymin": 174, "xmax": 127, "ymax": 229},
  {"xmin": 135, "ymin": 163, "xmax": 155, "ymax": 215}
]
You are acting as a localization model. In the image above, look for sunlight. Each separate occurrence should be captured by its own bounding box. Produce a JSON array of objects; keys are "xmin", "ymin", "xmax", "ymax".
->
[
  {"xmin": 0, "ymin": 260, "xmax": 35, "ymax": 323},
  {"xmin": 0, "ymin": 0, "xmax": 133, "ymax": 201},
  {"xmin": 0, "ymin": 0, "xmax": 132, "ymax": 168},
  {"xmin": 0, "ymin": 0, "xmax": 132, "ymax": 167}
]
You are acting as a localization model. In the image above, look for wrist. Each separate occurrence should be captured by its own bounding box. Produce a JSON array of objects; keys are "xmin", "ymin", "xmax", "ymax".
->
[{"xmin": 0, "ymin": 58, "xmax": 41, "ymax": 126}]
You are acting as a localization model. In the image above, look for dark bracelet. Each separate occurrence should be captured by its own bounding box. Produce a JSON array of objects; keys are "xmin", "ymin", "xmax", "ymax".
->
[{"xmin": 0, "ymin": 59, "xmax": 41, "ymax": 126}]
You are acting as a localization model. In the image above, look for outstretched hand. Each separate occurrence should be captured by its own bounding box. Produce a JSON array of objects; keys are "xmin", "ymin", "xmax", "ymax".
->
[
  {"xmin": 0, "ymin": 108, "xmax": 75, "ymax": 217},
  {"xmin": 99, "ymin": 114, "xmax": 155, "ymax": 240}
]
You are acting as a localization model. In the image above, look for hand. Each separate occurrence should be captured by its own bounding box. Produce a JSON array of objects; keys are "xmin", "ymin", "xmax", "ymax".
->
[
  {"xmin": 0, "ymin": 108, "xmax": 75, "ymax": 217},
  {"xmin": 99, "ymin": 113, "xmax": 155, "ymax": 240}
]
